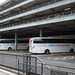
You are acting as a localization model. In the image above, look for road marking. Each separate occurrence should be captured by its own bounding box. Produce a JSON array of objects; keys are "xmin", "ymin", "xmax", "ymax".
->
[
  {"xmin": 63, "ymin": 57, "xmax": 66, "ymax": 59},
  {"xmin": 55, "ymin": 57, "xmax": 58, "ymax": 60},
  {"xmin": 48, "ymin": 58, "xmax": 50, "ymax": 59},
  {"xmin": 71, "ymin": 56, "xmax": 73, "ymax": 59}
]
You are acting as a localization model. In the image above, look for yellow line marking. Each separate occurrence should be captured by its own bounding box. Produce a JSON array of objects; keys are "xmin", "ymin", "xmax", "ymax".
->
[{"xmin": 50, "ymin": 53, "xmax": 75, "ymax": 55}]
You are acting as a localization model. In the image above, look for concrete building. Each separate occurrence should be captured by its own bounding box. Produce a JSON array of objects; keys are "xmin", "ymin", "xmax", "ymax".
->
[{"xmin": 0, "ymin": 0, "xmax": 75, "ymax": 38}]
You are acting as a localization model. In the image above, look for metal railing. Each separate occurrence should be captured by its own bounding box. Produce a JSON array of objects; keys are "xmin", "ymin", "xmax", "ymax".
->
[
  {"xmin": 0, "ymin": 53, "xmax": 24, "ymax": 69},
  {"xmin": 0, "ymin": 0, "xmax": 27, "ymax": 12},
  {"xmin": 18, "ymin": 54, "xmax": 75, "ymax": 75},
  {"xmin": 18, "ymin": 54, "xmax": 50, "ymax": 75},
  {"xmin": 0, "ymin": 0, "xmax": 63, "ymax": 20},
  {"xmin": 0, "ymin": 9, "xmax": 75, "ymax": 29},
  {"xmin": 0, "ymin": 53, "xmax": 75, "ymax": 75}
]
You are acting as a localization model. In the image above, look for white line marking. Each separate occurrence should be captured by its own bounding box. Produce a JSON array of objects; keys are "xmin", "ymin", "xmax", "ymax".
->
[
  {"xmin": 71, "ymin": 56, "xmax": 73, "ymax": 59},
  {"xmin": 55, "ymin": 57, "xmax": 58, "ymax": 60},
  {"xmin": 48, "ymin": 58, "xmax": 50, "ymax": 59},
  {"xmin": 63, "ymin": 57, "xmax": 66, "ymax": 59}
]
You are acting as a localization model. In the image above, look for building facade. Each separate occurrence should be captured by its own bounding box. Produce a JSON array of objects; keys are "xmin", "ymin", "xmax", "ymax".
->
[{"xmin": 0, "ymin": 0, "xmax": 75, "ymax": 38}]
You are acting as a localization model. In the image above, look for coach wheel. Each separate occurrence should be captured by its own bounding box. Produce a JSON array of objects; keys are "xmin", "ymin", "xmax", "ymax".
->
[
  {"xmin": 8, "ymin": 47, "xmax": 12, "ymax": 51},
  {"xmin": 45, "ymin": 49, "xmax": 50, "ymax": 54},
  {"xmin": 70, "ymin": 48, "xmax": 74, "ymax": 53}
]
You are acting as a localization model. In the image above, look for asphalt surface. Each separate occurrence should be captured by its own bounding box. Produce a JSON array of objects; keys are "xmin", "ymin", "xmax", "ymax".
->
[
  {"xmin": 34, "ymin": 54, "xmax": 75, "ymax": 73},
  {"xmin": 35, "ymin": 54, "xmax": 75, "ymax": 63},
  {"xmin": 0, "ymin": 51, "xmax": 75, "ymax": 63}
]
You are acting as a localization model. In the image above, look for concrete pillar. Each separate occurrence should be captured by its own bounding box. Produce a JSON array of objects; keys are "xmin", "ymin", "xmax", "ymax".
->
[
  {"xmin": 15, "ymin": 32, "xmax": 17, "ymax": 50},
  {"xmin": 40, "ymin": 29, "xmax": 43, "ymax": 37}
]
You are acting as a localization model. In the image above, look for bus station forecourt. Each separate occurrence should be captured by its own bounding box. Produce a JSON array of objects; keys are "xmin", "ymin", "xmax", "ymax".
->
[{"xmin": 0, "ymin": 0, "xmax": 75, "ymax": 75}]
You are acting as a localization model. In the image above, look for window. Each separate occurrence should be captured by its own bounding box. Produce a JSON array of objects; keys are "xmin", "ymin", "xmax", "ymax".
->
[
  {"xmin": 34, "ymin": 39, "xmax": 75, "ymax": 43},
  {"xmin": 1, "ymin": 40, "xmax": 15, "ymax": 43}
]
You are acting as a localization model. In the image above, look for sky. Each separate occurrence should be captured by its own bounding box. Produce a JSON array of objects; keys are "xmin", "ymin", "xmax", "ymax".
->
[{"xmin": 0, "ymin": 0, "xmax": 7, "ymax": 4}]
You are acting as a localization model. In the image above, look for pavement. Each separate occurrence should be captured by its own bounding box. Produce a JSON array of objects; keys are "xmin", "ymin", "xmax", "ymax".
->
[{"xmin": 0, "ymin": 69, "xmax": 17, "ymax": 75}]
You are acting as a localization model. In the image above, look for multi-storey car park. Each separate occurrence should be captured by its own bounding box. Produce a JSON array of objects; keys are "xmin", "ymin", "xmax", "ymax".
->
[
  {"xmin": 0, "ymin": 0, "xmax": 75, "ymax": 41},
  {"xmin": 0, "ymin": 0, "xmax": 75, "ymax": 74}
]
